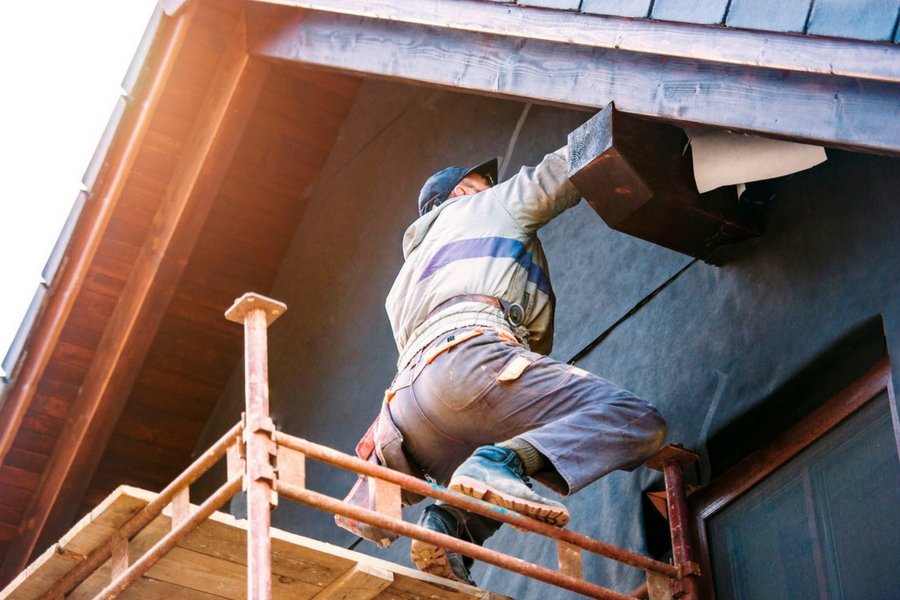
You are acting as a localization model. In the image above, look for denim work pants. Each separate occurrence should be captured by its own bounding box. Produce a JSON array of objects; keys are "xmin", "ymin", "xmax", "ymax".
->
[{"xmin": 388, "ymin": 326, "xmax": 666, "ymax": 544}]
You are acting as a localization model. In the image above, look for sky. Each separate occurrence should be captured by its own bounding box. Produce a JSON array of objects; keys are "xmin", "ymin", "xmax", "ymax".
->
[{"xmin": 0, "ymin": 1, "xmax": 159, "ymax": 378}]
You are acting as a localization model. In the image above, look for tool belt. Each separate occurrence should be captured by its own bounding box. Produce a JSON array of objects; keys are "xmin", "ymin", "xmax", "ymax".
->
[{"xmin": 429, "ymin": 293, "xmax": 526, "ymax": 327}]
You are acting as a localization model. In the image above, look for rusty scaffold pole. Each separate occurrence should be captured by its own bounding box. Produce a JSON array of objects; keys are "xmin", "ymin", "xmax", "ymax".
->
[
  {"xmin": 226, "ymin": 292, "xmax": 287, "ymax": 600},
  {"xmin": 648, "ymin": 445, "xmax": 701, "ymax": 600}
]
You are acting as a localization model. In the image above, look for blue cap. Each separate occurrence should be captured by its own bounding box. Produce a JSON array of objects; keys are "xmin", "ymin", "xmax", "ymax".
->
[{"xmin": 417, "ymin": 158, "xmax": 498, "ymax": 216}]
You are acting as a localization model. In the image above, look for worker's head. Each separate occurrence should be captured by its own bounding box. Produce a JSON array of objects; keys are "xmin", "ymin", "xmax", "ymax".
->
[{"xmin": 417, "ymin": 158, "xmax": 498, "ymax": 216}]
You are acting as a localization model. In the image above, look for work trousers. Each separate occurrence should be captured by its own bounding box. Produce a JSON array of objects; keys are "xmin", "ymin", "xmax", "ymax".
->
[{"xmin": 388, "ymin": 326, "xmax": 666, "ymax": 544}]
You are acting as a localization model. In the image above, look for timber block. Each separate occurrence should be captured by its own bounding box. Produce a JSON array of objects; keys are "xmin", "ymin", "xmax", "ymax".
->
[{"xmin": 567, "ymin": 104, "xmax": 758, "ymax": 261}]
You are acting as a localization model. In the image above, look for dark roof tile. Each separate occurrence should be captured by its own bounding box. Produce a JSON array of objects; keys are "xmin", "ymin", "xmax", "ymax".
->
[
  {"xmin": 650, "ymin": 0, "xmax": 729, "ymax": 25},
  {"xmin": 517, "ymin": 0, "xmax": 581, "ymax": 10},
  {"xmin": 726, "ymin": 0, "xmax": 812, "ymax": 33},
  {"xmin": 805, "ymin": 0, "xmax": 900, "ymax": 42},
  {"xmin": 580, "ymin": 0, "xmax": 651, "ymax": 18}
]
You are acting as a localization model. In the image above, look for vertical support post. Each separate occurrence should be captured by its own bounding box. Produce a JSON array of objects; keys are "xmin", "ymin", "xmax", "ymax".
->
[
  {"xmin": 226, "ymin": 292, "xmax": 287, "ymax": 600},
  {"xmin": 648, "ymin": 445, "xmax": 701, "ymax": 600}
]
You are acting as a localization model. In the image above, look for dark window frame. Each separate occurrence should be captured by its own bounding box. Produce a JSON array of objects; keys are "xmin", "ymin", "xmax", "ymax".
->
[{"xmin": 689, "ymin": 356, "xmax": 898, "ymax": 599}]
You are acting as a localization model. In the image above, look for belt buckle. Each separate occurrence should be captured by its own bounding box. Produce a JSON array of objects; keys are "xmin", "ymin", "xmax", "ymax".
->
[{"xmin": 504, "ymin": 302, "xmax": 525, "ymax": 327}]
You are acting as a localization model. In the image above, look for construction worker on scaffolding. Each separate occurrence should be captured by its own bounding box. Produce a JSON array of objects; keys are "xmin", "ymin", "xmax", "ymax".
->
[{"xmin": 350, "ymin": 146, "xmax": 667, "ymax": 585}]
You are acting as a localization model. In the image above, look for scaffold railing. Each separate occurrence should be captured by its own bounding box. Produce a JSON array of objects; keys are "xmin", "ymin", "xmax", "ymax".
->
[{"xmin": 41, "ymin": 292, "xmax": 701, "ymax": 600}]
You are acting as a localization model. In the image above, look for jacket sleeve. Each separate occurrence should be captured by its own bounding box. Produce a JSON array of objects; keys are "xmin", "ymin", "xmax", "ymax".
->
[{"xmin": 492, "ymin": 146, "xmax": 582, "ymax": 233}]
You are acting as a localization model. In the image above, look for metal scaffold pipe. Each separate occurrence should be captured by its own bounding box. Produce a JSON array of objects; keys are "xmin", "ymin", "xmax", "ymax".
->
[{"xmin": 226, "ymin": 292, "xmax": 287, "ymax": 600}]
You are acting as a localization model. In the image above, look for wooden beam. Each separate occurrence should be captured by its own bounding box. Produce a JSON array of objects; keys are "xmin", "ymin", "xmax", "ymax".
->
[
  {"xmin": 246, "ymin": 1, "xmax": 900, "ymax": 156},
  {"xmin": 262, "ymin": 0, "xmax": 900, "ymax": 84},
  {"xmin": 311, "ymin": 564, "xmax": 394, "ymax": 600},
  {"xmin": 567, "ymin": 104, "xmax": 757, "ymax": 260},
  {"xmin": 0, "ymin": 16, "xmax": 270, "ymax": 582},
  {"xmin": 0, "ymin": 2, "xmax": 196, "ymax": 470}
]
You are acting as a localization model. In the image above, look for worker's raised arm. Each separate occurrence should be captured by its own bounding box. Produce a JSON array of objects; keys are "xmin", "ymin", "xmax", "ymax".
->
[{"xmin": 490, "ymin": 146, "xmax": 581, "ymax": 233}]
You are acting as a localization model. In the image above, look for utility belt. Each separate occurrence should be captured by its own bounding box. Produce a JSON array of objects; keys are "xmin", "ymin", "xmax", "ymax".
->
[
  {"xmin": 397, "ymin": 295, "xmax": 529, "ymax": 371},
  {"xmin": 428, "ymin": 294, "xmax": 526, "ymax": 327}
]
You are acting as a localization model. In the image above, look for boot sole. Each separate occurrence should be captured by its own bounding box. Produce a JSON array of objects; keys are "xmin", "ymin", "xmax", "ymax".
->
[
  {"xmin": 449, "ymin": 475, "xmax": 570, "ymax": 527},
  {"xmin": 410, "ymin": 539, "xmax": 470, "ymax": 584}
]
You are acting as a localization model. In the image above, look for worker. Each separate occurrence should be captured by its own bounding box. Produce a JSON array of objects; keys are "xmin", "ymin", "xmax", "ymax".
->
[{"xmin": 374, "ymin": 146, "xmax": 667, "ymax": 584}]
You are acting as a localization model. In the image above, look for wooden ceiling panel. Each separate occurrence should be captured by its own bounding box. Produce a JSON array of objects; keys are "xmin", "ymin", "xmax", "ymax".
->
[
  {"xmin": 8, "ymin": 430, "xmax": 55, "ymax": 461},
  {"xmin": 0, "ymin": 487, "xmax": 30, "ymax": 519},
  {"xmin": 0, "ymin": 466, "xmax": 39, "ymax": 495},
  {"xmin": 102, "ymin": 435, "xmax": 195, "ymax": 472},
  {"xmin": 140, "ymin": 342, "xmax": 237, "ymax": 387},
  {"xmin": 113, "ymin": 404, "xmax": 203, "ymax": 454},
  {"xmin": 129, "ymin": 386, "xmax": 216, "ymax": 422},
  {"xmin": 135, "ymin": 365, "xmax": 224, "ymax": 402},
  {"xmin": 222, "ymin": 161, "xmax": 319, "ymax": 200},
  {"xmin": 39, "ymin": 359, "xmax": 87, "ymax": 389},
  {"xmin": 19, "ymin": 413, "xmax": 66, "ymax": 442},
  {"xmin": 95, "ymin": 237, "xmax": 141, "ymax": 266},
  {"xmin": 28, "ymin": 383, "xmax": 73, "ymax": 417},
  {"xmin": 82, "ymin": 65, "xmax": 361, "ymax": 511},
  {"xmin": 3, "ymin": 448, "xmax": 47, "ymax": 477}
]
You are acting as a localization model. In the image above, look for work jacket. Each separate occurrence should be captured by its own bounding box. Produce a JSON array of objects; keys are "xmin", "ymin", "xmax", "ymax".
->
[{"xmin": 387, "ymin": 147, "xmax": 581, "ymax": 371}]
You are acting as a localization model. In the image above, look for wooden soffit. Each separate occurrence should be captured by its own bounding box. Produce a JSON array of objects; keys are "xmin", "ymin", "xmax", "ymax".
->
[{"xmin": 246, "ymin": 0, "xmax": 900, "ymax": 156}]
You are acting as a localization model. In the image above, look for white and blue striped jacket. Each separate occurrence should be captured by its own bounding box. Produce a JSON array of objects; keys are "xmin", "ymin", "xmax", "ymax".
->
[{"xmin": 387, "ymin": 147, "xmax": 581, "ymax": 371}]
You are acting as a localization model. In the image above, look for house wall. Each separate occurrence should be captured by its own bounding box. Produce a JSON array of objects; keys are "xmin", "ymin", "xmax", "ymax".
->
[{"xmin": 197, "ymin": 79, "xmax": 900, "ymax": 597}]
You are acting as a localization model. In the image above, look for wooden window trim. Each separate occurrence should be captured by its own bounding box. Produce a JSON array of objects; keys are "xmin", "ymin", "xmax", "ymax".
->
[{"xmin": 689, "ymin": 355, "xmax": 895, "ymax": 599}]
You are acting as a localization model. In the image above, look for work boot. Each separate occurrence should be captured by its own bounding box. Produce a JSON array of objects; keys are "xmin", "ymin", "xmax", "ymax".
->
[
  {"xmin": 410, "ymin": 504, "xmax": 476, "ymax": 585},
  {"xmin": 449, "ymin": 445, "xmax": 570, "ymax": 527}
]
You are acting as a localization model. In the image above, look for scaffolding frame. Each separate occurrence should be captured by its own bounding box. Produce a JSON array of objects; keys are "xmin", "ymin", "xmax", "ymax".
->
[{"xmin": 42, "ymin": 292, "xmax": 700, "ymax": 600}]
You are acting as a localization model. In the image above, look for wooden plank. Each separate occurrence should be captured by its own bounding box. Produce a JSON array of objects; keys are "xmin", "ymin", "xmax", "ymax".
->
[
  {"xmin": 0, "ymin": 508, "xmax": 23, "ymax": 535},
  {"xmin": 310, "ymin": 564, "xmax": 393, "ymax": 600},
  {"xmin": 261, "ymin": 0, "xmax": 900, "ymax": 83},
  {"xmin": 126, "ymin": 388, "xmax": 214, "ymax": 425},
  {"xmin": 112, "ymin": 406, "xmax": 202, "ymax": 454},
  {"xmin": 2, "ymin": 449, "xmax": 46, "ymax": 480},
  {"xmin": 0, "ymin": 18, "xmax": 272, "ymax": 579},
  {"xmin": 47, "ymin": 341, "xmax": 94, "ymax": 372},
  {"xmin": 247, "ymin": 4, "xmax": 900, "ymax": 156},
  {"xmin": 70, "ymin": 574, "xmax": 230, "ymax": 600},
  {"xmin": 0, "ymin": 467, "xmax": 40, "ymax": 493},
  {"xmin": 3, "ymin": 486, "xmax": 505, "ymax": 600},
  {"xmin": 806, "ymin": 0, "xmax": 900, "ymax": 42},
  {"xmin": 57, "ymin": 324, "xmax": 103, "ymax": 356},
  {"xmin": 87, "ymin": 465, "xmax": 174, "ymax": 499},
  {"xmin": 650, "ymin": 0, "xmax": 728, "ymax": 25},
  {"xmin": 99, "ymin": 436, "xmax": 189, "ymax": 473},
  {"xmin": 725, "ymin": 0, "xmax": 811, "ymax": 33},
  {"xmin": 0, "ymin": 525, "xmax": 18, "ymax": 545},
  {"xmin": 263, "ymin": 68, "xmax": 360, "ymax": 120},
  {"xmin": 556, "ymin": 541, "xmax": 583, "ymax": 580},
  {"xmin": 10, "ymin": 430, "xmax": 55, "ymax": 458},
  {"xmin": 134, "ymin": 366, "xmax": 224, "ymax": 403},
  {"xmin": 0, "ymin": 543, "xmax": 81, "ymax": 600},
  {"xmin": 39, "ymin": 360, "xmax": 87, "ymax": 388},
  {"xmin": 20, "ymin": 412, "xmax": 65, "ymax": 439},
  {"xmin": 580, "ymin": 0, "xmax": 652, "ymax": 18},
  {"xmin": 29, "ymin": 393, "xmax": 72, "ymax": 424},
  {"xmin": 0, "ymin": 486, "xmax": 30, "ymax": 513}
]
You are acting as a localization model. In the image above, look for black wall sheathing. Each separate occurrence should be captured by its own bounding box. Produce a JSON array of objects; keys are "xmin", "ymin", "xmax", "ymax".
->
[{"xmin": 197, "ymin": 80, "xmax": 900, "ymax": 598}]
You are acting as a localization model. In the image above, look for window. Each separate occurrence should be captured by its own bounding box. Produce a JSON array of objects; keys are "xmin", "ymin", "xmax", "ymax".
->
[{"xmin": 692, "ymin": 358, "xmax": 900, "ymax": 599}]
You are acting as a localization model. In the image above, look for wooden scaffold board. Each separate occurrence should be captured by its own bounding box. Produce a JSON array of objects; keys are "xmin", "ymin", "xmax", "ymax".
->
[{"xmin": 0, "ymin": 486, "xmax": 509, "ymax": 600}]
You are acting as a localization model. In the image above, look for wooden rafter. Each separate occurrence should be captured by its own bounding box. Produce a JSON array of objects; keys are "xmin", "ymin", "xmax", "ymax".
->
[
  {"xmin": 0, "ymin": 12, "xmax": 270, "ymax": 580},
  {"xmin": 246, "ymin": 0, "xmax": 900, "ymax": 156}
]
